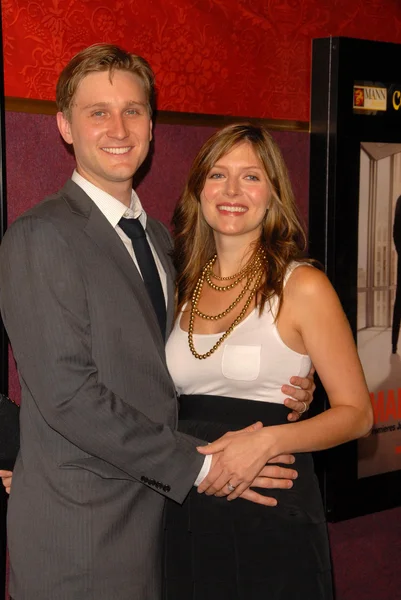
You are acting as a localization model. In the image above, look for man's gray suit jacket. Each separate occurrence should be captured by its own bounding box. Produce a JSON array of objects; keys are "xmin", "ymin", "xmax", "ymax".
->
[{"xmin": 0, "ymin": 180, "xmax": 204, "ymax": 600}]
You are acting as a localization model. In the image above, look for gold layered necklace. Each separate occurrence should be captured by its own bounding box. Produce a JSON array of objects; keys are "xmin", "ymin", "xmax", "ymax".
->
[{"xmin": 188, "ymin": 247, "xmax": 265, "ymax": 360}]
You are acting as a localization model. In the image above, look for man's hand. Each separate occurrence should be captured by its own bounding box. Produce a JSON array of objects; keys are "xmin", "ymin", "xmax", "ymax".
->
[
  {"xmin": 203, "ymin": 458, "xmax": 298, "ymax": 507},
  {"xmin": 0, "ymin": 470, "xmax": 13, "ymax": 494},
  {"xmin": 283, "ymin": 365, "xmax": 316, "ymax": 421},
  {"xmin": 228, "ymin": 460, "xmax": 297, "ymax": 506}
]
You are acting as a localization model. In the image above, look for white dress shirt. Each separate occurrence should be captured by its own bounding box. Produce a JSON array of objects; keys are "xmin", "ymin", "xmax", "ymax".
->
[
  {"xmin": 72, "ymin": 170, "xmax": 167, "ymax": 303},
  {"xmin": 71, "ymin": 171, "xmax": 210, "ymax": 486}
]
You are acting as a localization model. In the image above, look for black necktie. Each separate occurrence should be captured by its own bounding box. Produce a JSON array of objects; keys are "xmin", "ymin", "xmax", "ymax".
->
[{"xmin": 119, "ymin": 217, "xmax": 166, "ymax": 338}]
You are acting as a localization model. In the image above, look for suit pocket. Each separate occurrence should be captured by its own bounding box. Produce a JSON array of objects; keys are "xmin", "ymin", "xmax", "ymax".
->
[
  {"xmin": 221, "ymin": 345, "xmax": 261, "ymax": 381},
  {"xmin": 59, "ymin": 457, "xmax": 135, "ymax": 481}
]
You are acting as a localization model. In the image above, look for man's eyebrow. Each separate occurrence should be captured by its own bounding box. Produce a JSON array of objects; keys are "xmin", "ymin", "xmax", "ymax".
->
[{"xmin": 81, "ymin": 100, "xmax": 147, "ymax": 110}]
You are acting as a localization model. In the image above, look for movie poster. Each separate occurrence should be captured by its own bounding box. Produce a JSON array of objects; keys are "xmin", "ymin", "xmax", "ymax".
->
[{"xmin": 358, "ymin": 142, "xmax": 401, "ymax": 478}]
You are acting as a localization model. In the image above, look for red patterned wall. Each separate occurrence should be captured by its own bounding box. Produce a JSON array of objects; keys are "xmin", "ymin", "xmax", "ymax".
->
[{"xmin": 3, "ymin": 0, "xmax": 401, "ymax": 121}]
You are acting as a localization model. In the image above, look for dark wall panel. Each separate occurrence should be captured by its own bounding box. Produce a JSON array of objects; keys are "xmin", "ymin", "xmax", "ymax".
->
[
  {"xmin": 5, "ymin": 114, "xmax": 310, "ymax": 227},
  {"xmin": 5, "ymin": 112, "xmax": 309, "ymax": 400}
]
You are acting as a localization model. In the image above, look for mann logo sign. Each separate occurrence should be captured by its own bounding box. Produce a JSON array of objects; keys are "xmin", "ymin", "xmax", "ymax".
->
[{"xmin": 353, "ymin": 85, "xmax": 387, "ymax": 111}]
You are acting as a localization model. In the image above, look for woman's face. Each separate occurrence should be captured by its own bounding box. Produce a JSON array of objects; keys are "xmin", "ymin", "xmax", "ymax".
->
[{"xmin": 200, "ymin": 142, "xmax": 271, "ymax": 243}]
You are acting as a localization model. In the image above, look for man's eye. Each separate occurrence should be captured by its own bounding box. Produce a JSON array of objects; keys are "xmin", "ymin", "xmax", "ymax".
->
[
  {"xmin": 92, "ymin": 111, "xmax": 105, "ymax": 117},
  {"xmin": 126, "ymin": 109, "xmax": 139, "ymax": 116}
]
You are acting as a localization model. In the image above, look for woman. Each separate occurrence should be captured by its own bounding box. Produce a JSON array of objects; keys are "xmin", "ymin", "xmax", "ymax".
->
[{"xmin": 163, "ymin": 123, "xmax": 373, "ymax": 599}]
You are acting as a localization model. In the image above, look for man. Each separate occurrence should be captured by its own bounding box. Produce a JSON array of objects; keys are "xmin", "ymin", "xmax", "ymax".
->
[{"xmin": 0, "ymin": 45, "xmax": 313, "ymax": 600}]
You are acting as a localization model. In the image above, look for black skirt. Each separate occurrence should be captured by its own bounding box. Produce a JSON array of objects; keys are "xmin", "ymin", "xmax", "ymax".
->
[{"xmin": 163, "ymin": 395, "xmax": 333, "ymax": 600}]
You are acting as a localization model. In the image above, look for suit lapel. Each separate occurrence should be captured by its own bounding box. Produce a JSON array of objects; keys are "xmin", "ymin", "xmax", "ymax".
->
[
  {"xmin": 60, "ymin": 181, "xmax": 166, "ymax": 354},
  {"xmin": 145, "ymin": 219, "xmax": 176, "ymax": 336}
]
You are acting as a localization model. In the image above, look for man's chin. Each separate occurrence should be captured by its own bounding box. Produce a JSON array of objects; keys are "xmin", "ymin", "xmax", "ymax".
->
[{"xmin": 101, "ymin": 168, "xmax": 137, "ymax": 184}]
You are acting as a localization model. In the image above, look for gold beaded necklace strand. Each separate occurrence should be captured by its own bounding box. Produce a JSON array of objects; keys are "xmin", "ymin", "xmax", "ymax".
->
[
  {"xmin": 188, "ymin": 248, "xmax": 265, "ymax": 360},
  {"xmin": 204, "ymin": 251, "xmax": 264, "ymax": 291}
]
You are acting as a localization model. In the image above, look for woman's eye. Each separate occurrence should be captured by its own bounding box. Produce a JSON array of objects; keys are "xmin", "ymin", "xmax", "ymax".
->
[
  {"xmin": 246, "ymin": 175, "xmax": 259, "ymax": 181},
  {"xmin": 209, "ymin": 173, "xmax": 224, "ymax": 179}
]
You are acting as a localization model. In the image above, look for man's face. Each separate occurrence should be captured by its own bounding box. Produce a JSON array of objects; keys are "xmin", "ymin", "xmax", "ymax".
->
[{"xmin": 57, "ymin": 69, "xmax": 152, "ymax": 201}]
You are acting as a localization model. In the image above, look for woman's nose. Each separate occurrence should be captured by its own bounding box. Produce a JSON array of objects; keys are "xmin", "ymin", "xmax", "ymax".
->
[{"xmin": 224, "ymin": 177, "xmax": 241, "ymax": 197}]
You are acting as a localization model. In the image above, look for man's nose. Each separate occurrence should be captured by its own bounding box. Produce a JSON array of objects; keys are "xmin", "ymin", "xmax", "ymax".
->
[{"xmin": 108, "ymin": 114, "xmax": 129, "ymax": 139}]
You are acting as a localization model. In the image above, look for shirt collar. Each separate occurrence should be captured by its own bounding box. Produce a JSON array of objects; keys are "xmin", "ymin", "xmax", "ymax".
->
[{"xmin": 71, "ymin": 170, "xmax": 147, "ymax": 229}]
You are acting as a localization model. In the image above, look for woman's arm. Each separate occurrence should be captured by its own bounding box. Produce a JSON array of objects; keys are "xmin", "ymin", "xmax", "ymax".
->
[
  {"xmin": 264, "ymin": 265, "xmax": 373, "ymax": 451},
  {"xmin": 197, "ymin": 266, "xmax": 373, "ymax": 498}
]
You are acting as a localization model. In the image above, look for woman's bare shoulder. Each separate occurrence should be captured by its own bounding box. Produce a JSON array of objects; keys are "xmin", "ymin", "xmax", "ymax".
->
[{"xmin": 285, "ymin": 263, "xmax": 331, "ymax": 296}]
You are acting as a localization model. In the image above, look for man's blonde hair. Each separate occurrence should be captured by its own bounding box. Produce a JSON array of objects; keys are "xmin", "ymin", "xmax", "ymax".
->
[{"xmin": 56, "ymin": 43, "xmax": 155, "ymax": 120}]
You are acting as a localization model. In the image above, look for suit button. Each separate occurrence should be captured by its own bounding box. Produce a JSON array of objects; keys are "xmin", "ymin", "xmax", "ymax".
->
[
  {"xmin": 149, "ymin": 478, "xmax": 156, "ymax": 486},
  {"xmin": 141, "ymin": 475, "xmax": 148, "ymax": 483},
  {"xmin": 163, "ymin": 484, "xmax": 171, "ymax": 492},
  {"xmin": 156, "ymin": 481, "xmax": 163, "ymax": 489}
]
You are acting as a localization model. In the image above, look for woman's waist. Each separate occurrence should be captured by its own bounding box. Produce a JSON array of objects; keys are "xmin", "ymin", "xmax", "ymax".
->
[
  {"xmin": 178, "ymin": 393, "xmax": 291, "ymax": 427},
  {"xmin": 177, "ymin": 394, "xmax": 315, "ymax": 474},
  {"xmin": 176, "ymin": 395, "xmax": 322, "ymax": 522}
]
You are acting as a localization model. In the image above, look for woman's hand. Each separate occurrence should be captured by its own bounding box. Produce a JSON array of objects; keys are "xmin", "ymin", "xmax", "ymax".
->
[
  {"xmin": 197, "ymin": 426, "xmax": 281, "ymax": 499},
  {"xmin": 0, "ymin": 470, "xmax": 13, "ymax": 494}
]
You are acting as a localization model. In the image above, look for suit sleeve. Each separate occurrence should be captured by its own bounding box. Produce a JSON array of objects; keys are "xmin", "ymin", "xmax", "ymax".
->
[{"xmin": 0, "ymin": 215, "xmax": 205, "ymax": 503}]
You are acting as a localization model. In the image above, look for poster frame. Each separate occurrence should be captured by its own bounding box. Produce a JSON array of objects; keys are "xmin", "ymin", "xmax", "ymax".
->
[{"xmin": 309, "ymin": 36, "xmax": 401, "ymax": 522}]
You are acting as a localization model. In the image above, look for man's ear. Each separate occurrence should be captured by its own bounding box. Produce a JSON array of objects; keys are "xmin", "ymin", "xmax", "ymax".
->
[
  {"xmin": 149, "ymin": 119, "xmax": 153, "ymax": 143},
  {"xmin": 56, "ymin": 111, "xmax": 73, "ymax": 145}
]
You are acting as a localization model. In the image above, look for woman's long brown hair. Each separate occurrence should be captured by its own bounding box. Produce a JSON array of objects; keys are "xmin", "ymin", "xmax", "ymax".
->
[{"xmin": 172, "ymin": 123, "xmax": 310, "ymax": 318}]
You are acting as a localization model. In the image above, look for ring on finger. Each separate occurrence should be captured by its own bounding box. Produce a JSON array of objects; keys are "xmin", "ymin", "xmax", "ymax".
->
[
  {"xmin": 227, "ymin": 482, "xmax": 236, "ymax": 493},
  {"xmin": 299, "ymin": 400, "xmax": 308, "ymax": 414}
]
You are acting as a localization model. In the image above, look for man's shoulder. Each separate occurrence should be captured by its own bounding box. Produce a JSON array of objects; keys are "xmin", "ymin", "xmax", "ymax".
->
[
  {"xmin": 3, "ymin": 181, "xmax": 92, "ymax": 250},
  {"xmin": 10, "ymin": 180, "xmax": 90, "ymax": 227},
  {"xmin": 25, "ymin": 191, "xmax": 68, "ymax": 219},
  {"xmin": 5, "ymin": 193, "xmax": 64, "ymax": 237}
]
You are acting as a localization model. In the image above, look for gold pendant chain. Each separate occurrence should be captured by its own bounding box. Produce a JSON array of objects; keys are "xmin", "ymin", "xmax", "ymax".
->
[{"xmin": 187, "ymin": 249, "xmax": 265, "ymax": 360}]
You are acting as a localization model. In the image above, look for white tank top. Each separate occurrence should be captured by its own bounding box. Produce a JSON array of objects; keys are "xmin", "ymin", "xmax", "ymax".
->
[{"xmin": 166, "ymin": 263, "xmax": 312, "ymax": 404}]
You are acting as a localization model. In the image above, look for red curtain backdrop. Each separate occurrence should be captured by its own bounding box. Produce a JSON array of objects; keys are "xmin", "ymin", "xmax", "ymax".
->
[{"xmin": 3, "ymin": 0, "xmax": 401, "ymax": 121}]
